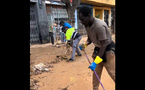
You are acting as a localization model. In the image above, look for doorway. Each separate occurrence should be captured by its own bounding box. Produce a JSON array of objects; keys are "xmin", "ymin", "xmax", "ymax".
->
[{"xmin": 104, "ymin": 10, "xmax": 109, "ymax": 26}]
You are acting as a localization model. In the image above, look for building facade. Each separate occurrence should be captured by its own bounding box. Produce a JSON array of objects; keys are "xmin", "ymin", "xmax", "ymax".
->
[
  {"xmin": 30, "ymin": 0, "xmax": 49, "ymax": 44},
  {"xmin": 81, "ymin": 0, "xmax": 115, "ymax": 34},
  {"xmin": 30, "ymin": 0, "xmax": 115, "ymax": 45},
  {"xmin": 45, "ymin": 1, "xmax": 69, "ymax": 42}
]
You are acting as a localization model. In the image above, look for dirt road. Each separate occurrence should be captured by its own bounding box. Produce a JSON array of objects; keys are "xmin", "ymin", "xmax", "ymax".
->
[{"xmin": 30, "ymin": 35, "xmax": 115, "ymax": 90}]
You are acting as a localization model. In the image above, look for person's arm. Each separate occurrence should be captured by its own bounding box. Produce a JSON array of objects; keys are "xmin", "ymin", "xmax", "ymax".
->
[
  {"xmin": 89, "ymin": 26, "xmax": 108, "ymax": 71},
  {"xmin": 86, "ymin": 36, "xmax": 92, "ymax": 45},
  {"xmin": 51, "ymin": 25, "xmax": 53, "ymax": 29},
  {"xmin": 97, "ymin": 26, "xmax": 108, "ymax": 58},
  {"xmin": 79, "ymin": 36, "xmax": 91, "ymax": 51}
]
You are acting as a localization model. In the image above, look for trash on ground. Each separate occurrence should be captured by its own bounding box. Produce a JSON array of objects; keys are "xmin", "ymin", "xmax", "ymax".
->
[
  {"xmin": 59, "ymin": 84, "xmax": 72, "ymax": 90},
  {"xmin": 30, "ymin": 63, "xmax": 53, "ymax": 75},
  {"xmin": 30, "ymin": 78, "xmax": 39, "ymax": 90}
]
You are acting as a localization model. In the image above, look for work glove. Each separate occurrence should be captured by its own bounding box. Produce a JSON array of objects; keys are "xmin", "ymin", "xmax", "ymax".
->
[
  {"xmin": 79, "ymin": 43, "xmax": 88, "ymax": 51},
  {"xmin": 67, "ymin": 39, "xmax": 73, "ymax": 46},
  {"xmin": 89, "ymin": 56, "xmax": 103, "ymax": 71},
  {"xmin": 67, "ymin": 40, "xmax": 71, "ymax": 45},
  {"xmin": 66, "ymin": 40, "xmax": 71, "ymax": 47},
  {"xmin": 89, "ymin": 62, "xmax": 97, "ymax": 71}
]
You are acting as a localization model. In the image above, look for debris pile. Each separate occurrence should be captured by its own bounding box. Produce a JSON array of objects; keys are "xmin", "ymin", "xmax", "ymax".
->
[
  {"xmin": 56, "ymin": 55, "xmax": 68, "ymax": 61},
  {"xmin": 30, "ymin": 78, "xmax": 39, "ymax": 90},
  {"xmin": 58, "ymin": 84, "xmax": 72, "ymax": 90},
  {"xmin": 49, "ymin": 55, "xmax": 68, "ymax": 64},
  {"xmin": 54, "ymin": 42, "xmax": 64, "ymax": 48},
  {"xmin": 30, "ymin": 63, "xmax": 53, "ymax": 75}
]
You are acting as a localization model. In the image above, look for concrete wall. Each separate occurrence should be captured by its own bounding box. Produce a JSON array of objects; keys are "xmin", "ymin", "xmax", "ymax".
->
[{"xmin": 36, "ymin": 0, "xmax": 49, "ymax": 44}]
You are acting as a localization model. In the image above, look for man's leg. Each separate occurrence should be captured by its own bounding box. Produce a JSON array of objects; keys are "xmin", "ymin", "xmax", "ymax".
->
[
  {"xmin": 61, "ymin": 32, "xmax": 63, "ymax": 43},
  {"xmin": 76, "ymin": 46, "xmax": 81, "ymax": 55},
  {"xmin": 75, "ymin": 36, "xmax": 82, "ymax": 55},
  {"xmin": 64, "ymin": 33, "xmax": 66, "ymax": 42},
  {"xmin": 62, "ymin": 32, "xmax": 65, "ymax": 42},
  {"xmin": 93, "ymin": 63, "xmax": 103, "ymax": 90},
  {"xmin": 103, "ymin": 50, "xmax": 115, "ymax": 82},
  {"xmin": 49, "ymin": 32, "xmax": 51, "ymax": 43},
  {"xmin": 53, "ymin": 33, "xmax": 56, "ymax": 42},
  {"xmin": 70, "ymin": 36, "xmax": 81, "ymax": 60},
  {"xmin": 51, "ymin": 32, "xmax": 54, "ymax": 45},
  {"xmin": 70, "ymin": 45, "xmax": 76, "ymax": 60},
  {"xmin": 92, "ymin": 47, "xmax": 103, "ymax": 90}
]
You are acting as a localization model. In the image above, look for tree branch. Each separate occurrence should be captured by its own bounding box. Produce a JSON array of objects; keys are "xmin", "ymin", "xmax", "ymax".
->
[
  {"xmin": 72, "ymin": 0, "xmax": 81, "ymax": 9},
  {"xmin": 60, "ymin": 0, "xmax": 81, "ymax": 24}
]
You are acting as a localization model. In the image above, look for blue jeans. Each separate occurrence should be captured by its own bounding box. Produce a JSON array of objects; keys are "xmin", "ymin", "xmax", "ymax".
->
[
  {"xmin": 71, "ymin": 36, "xmax": 82, "ymax": 60},
  {"xmin": 61, "ymin": 32, "xmax": 65, "ymax": 43}
]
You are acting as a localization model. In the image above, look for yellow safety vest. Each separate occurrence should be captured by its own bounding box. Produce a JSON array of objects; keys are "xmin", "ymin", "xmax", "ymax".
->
[{"xmin": 65, "ymin": 28, "xmax": 75, "ymax": 40}]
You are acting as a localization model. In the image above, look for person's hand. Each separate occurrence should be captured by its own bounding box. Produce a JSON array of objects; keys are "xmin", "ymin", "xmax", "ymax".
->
[
  {"xmin": 88, "ymin": 62, "xmax": 97, "ymax": 71},
  {"xmin": 88, "ymin": 56, "xmax": 103, "ymax": 71},
  {"xmin": 79, "ymin": 43, "xmax": 87, "ymax": 51},
  {"xmin": 67, "ymin": 40, "xmax": 71, "ymax": 45},
  {"xmin": 66, "ymin": 40, "xmax": 71, "ymax": 47}
]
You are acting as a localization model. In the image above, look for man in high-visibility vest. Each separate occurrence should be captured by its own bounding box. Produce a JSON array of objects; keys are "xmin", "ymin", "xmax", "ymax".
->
[{"xmin": 60, "ymin": 21, "xmax": 82, "ymax": 62}]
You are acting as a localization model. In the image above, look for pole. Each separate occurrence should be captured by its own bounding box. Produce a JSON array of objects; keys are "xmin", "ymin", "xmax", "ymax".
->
[{"xmin": 84, "ymin": 50, "xmax": 105, "ymax": 90}]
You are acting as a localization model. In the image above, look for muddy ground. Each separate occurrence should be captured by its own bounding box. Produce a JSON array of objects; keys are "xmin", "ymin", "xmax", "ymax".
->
[{"xmin": 30, "ymin": 34, "xmax": 115, "ymax": 90}]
